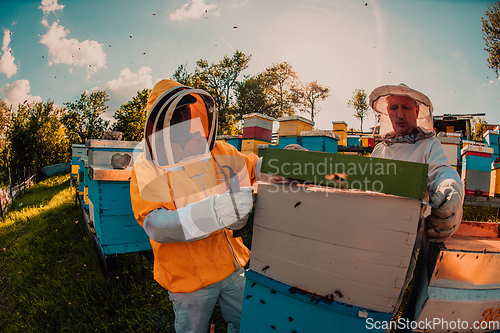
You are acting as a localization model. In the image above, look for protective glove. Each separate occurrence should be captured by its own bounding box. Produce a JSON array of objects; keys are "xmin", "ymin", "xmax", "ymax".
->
[
  {"xmin": 143, "ymin": 187, "xmax": 254, "ymax": 243},
  {"xmin": 190, "ymin": 187, "xmax": 254, "ymax": 233},
  {"xmin": 425, "ymin": 178, "xmax": 464, "ymax": 242},
  {"xmin": 214, "ymin": 187, "xmax": 254, "ymax": 230}
]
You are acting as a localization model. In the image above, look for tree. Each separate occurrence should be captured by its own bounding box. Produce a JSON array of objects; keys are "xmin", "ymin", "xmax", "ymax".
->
[
  {"xmin": 291, "ymin": 80, "xmax": 331, "ymax": 123},
  {"xmin": 7, "ymin": 100, "xmax": 69, "ymax": 177},
  {"xmin": 0, "ymin": 100, "xmax": 12, "ymax": 184},
  {"xmin": 112, "ymin": 89, "xmax": 150, "ymax": 141},
  {"xmin": 482, "ymin": 1, "xmax": 500, "ymax": 77},
  {"xmin": 263, "ymin": 62, "xmax": 298, "ymax": 117},
  {"xmin": 472, "ymin": 116, "xmax": 488, "ymax": 140},
  {"xmin": 347, "ymin": 88, "xmax": 370, "ymax": 132},
  {"xmin": 234, "ymin": 74, "xmax": 277, "ymax": 119},
  {"xmin": 62, "ymin": 91, "xmax": 110, "ymax": 145},
  {"xmin": 173, "ymin": 51, "xmax": 251, "ymax": 134}
]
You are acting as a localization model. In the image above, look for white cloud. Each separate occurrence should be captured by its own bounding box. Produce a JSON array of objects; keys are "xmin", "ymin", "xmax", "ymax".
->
[
  {"xmin": 99, "ymin": 66, "xmax": 154, "ymax": 98},
  {"xmin": 39, "ymin": 22, "xmax": 106, "ymax": 80},
  {"xmin": 0, "ymin": 80, "xmax": 42, "ymax": 111},
  {"xmin": 39, "ymin": 0, "xmax": 64, "ymax": 15},
  {"xmin": 0, "ymin": 29, "xmax": 19, "ymax": 78},
  {"xmin": 170, "ymin": 0, "xmax": 220, "ymax": 21}
]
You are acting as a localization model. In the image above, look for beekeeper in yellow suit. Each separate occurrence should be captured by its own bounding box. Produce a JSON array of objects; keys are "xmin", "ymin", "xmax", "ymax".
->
[{"xmin": 130, "ymin": 79, "xmax": 279, "ymax": 333}]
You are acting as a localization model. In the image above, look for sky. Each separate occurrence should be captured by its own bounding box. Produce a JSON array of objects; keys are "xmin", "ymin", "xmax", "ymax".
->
[{"xmin": 0, "ymin": 0, "xmax": 499, "ymax": 134}]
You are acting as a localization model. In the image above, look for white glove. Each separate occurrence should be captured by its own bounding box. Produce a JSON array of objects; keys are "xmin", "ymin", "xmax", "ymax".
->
[
  {"xmin": 425, "ymin": 179, "xmax": 464, "ymax": 242},
  {"xmin": 214, "ymin": 187, "xmax": 254, "ymax": 229},
  {"xmin": 143, "ymin": 187, "xmax": 254, "ymax": 243}
]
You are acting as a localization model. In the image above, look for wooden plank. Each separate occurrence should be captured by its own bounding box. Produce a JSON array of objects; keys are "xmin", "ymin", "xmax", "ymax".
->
[{"xmin": 258, "ymin": 148, "xmax": 428, "ymax": 200}]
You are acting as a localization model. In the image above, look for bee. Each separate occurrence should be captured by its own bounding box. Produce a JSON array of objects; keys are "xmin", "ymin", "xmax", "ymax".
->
[
  {"xmin": 251, "ymin": 282, "xmax": 256, "ymax": 288},
  {"xmin": 245, "ymin": 295, "xmax": 252, "ymax": 300},
  {"xmin": 262, "ymin": 265, "xmax": 270, "ymax": 272},
  {"xmin": 294, "ymin": 201, "xmax": 301, "ymax": 208},
  {"xmin": 270, "ymin": 289, "xmax": 276, "ymax": 294},
  {"xmin": 260, "ymin": 299, "xmax": 266, "ymax": 304},
  {"xmin": 334, "ymin": 289, "xmax": 343, "ymax": 299},
  {"xmin": 325, "ymin": 173, "xmax": 348, "ymax": 188}
]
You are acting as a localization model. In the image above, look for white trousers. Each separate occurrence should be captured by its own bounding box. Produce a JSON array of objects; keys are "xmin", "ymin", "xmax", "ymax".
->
[{"xmin": 168, "ymin": 268, "xmax": 245, "ymax": 333}]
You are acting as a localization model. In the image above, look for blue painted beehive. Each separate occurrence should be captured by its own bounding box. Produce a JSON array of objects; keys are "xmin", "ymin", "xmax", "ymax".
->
[
  {"xmin": 240, "ymin": 270, "xmax": 391, "ymax": 333},
  {"xmin": 276, "ymin": 136, "xmax": 303, "ymax": 149},
  {"xmin": 300, "ymin": 130, "xmax": 339, "ymax": 153},
  {"xmin": 87, "ymin": 167, "xmax": 151, "ymax": 256},
  {"xmin": 71, "ymin": 144, "xmax": 86, "ymax": 179},
  {"xmin": 85, "ymin": 140, "xmax": 150, "ymax": 257},
  {"xmin": 461, "ymin": 144, "xmax": 494, "ymax": 196},
  {"xmin": 78, "ymin": 156, "xmax": 87, "ymax": 196},
  {"xmin": 347, "ymin": 134, "xmax": 361, "ymax": 147}
]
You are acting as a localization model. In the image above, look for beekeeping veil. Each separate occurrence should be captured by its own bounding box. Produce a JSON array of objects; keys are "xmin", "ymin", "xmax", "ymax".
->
[
  {"xmin": 134, "ymin": 79, "xmax": 218, "ymax": 203},
  {"xmin": 369, "ymin": 83, "xmax": 434, "ymax": 137},
  {"xmin": 144, "ymin": 80, "xmax": 217, "ymax": 167}
]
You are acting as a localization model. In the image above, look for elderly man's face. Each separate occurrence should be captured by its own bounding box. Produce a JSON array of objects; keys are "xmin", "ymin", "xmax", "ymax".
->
[{"xmin": 386, "ymin": 95, "xmax": 420, "ymax": 136}]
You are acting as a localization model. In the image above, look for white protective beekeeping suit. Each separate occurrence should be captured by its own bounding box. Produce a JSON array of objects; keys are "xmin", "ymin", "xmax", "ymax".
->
[{"xmin": 369, "ymin": 84, "xmax": 464, "ymax": 242}]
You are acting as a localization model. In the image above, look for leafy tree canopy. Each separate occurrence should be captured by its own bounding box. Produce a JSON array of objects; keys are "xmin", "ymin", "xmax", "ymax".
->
[
  {"xmin": 482, "ymin": 1, "xmax": 500, "ymax": 77},
  {"xmin": 291, "ymin": 80, "xmax": 331, "ymax": 124},
  {"xmin": 62, "ymin": 91, "xmax": 110, "ymax": 144},
  {"xmin": 112, "ymin": 89, "xmax": 150, "ymax": 141},
  {"xmin": 173, "ymin": 50, "xmax": 251, "ymax": 135}
]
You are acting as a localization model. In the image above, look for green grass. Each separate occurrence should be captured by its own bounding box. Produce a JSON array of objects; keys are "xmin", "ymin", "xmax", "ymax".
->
[{"xmin": 0, "ymin": 173, "xmax": 233, "ymax": 332}]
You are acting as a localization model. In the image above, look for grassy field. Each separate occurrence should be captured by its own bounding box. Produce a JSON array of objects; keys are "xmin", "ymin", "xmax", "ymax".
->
[
  {"xmin": 1, "ymin": 173, "xmax": 496, "ymax": 333},
  {"xmin": 0, "ymin": 173, "xmax": 234, "ymax": 332}
]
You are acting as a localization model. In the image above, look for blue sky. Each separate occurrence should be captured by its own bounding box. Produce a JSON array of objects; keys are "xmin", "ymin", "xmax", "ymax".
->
[{"xmin": 0, "ymin": 0, "xmax": 498, "ymax": 133}]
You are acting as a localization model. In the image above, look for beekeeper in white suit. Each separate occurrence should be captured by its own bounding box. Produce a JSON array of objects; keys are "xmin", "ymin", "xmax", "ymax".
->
[{"xmin": 369, "ymin": 83, "xmax": 464, "ymax": 242}]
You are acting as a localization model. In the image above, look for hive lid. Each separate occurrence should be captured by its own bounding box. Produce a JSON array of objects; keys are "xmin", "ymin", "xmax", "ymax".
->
[
  {"xmin": 258, "ymin": 147, "xmax": 428, "ymax": 200},
  {"xmin": 461, "ymin": 144, "xmax": 494, "ymax": 155},
  {"xmin": 85, "ymin": 139, "xmax": 142, "ymax": 150},
  {"xmin": 300, "ymin": 130, "xmax": 340, "ymax": 140}
]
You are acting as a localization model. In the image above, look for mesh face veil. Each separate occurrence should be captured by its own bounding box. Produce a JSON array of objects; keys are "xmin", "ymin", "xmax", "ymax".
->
[
  {"xmin": 144, "ymin": 86, "xmax": 217, "ymax": 168},
  {"xmin": 369, "ymin": 83, "xmax": 434, "ymax": 137}
]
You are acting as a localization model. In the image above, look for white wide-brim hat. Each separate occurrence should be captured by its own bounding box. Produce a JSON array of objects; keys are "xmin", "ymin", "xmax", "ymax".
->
[{"xmin": 369, "ymin": 83, "xmax": 434, "ymax": 136}]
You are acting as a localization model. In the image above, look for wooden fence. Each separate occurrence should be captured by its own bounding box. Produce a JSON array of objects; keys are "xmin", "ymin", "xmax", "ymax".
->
[{"xmin": 0, "ymin": 174, "xmax": 36, "ymax": 218}]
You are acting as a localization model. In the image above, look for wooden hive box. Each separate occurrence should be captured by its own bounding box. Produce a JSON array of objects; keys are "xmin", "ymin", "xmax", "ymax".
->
[
  {"xmin": 88, "ymin": 166, "xmax": 151, "ymax": 256},
  {"xmin": 71, "ymin": 144, "xmax": 86, "ymax": 177},
  {"xmin": 461, "ymin": 145, "xmax": 494, "ymax": 196},
  {"xmin": 248, "ymin": 148, "xmax": 428, "ymax": 314},
  {"xmin": 250, "ymin": 183, "xmax": 422, "ymax": 313},
  {"xmin": 300, "ymin": 130, "xmax": 340, "ymax": 153},
  {"xmin": 240, "ymin": 270, "xmax": 392, "ymax": 332},
  {"xmin": 347, "ymin": 134, "xmax": 361, "ymax": 147},
  {"xmin": 413, "ymin": 222, "xmax": 500, "ymax": 333},
  {"xmin": 78, "ymin": 157, "xmax": 87, "ymax": 196},
  {"xmin": 243, "ymin": 113, "xmax": 275, "ymax": 131},
  {"xmin": 277, "ymin": 115, "xmax": 314, "ymax": 137},
  {"xmin": 437, "ymin": 136, "xmax": 460, "ymax": 169},
  {"xmin": 86, "ymin": 139, "xmax": 139, "ymax": 166},
  {"xmin": 332, "ymin": 121, "xmax": 348, "ymax": 146},
  {"xmin": 85, "ymin": 140, "xmax": 149, "ymax": 257},
  {"xmin": 276, "ymin": 136, "xmax": 303, "ymax": 149}
]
